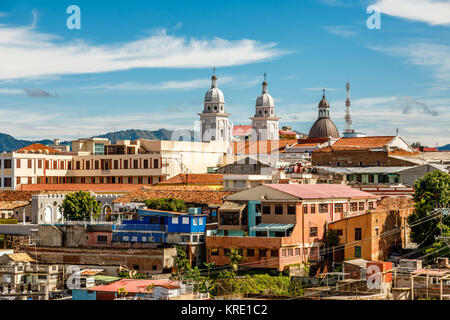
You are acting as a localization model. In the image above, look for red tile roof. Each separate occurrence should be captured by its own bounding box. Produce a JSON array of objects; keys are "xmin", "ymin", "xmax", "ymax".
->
[
  {"xmin": 0, "ymin": 190, "xmax": 33, "ymax": 202},
  {"xmin": 233, "ymin": 125, "xmax": 253, "ymax": 136},
  {"xmin": 265, "ymin": 184, "xmax": 378, "ymax": 200},
  {"xmin": 89, "ymin": 279, "xmax": 181, "ymax": 294},
  {"xmin": 113, "ymin": 185, "xmax": 233, "ymax": 205},
  {"xmin": 231, "ymin": 140, "xmax": 297, "ymax": 155},
  {"xmin": 157, "ymin": 174, "xmax": 223, "ymax": 185},
  {"xmin": 19, "ymin": 184, "xmax": 145, "ymax": 193},
  {"xmin": 316, "ymin": 136, "xmax": 396, "ymax": 152},
  {"xmin": 15, "ymin": 143, "xmax": 63, "ymax": 154}
]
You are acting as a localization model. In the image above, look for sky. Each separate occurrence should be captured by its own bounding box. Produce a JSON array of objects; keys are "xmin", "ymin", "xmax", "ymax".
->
[{"xmin": 0, "ymin": 0, "xmax": 449, "ymax": 146}]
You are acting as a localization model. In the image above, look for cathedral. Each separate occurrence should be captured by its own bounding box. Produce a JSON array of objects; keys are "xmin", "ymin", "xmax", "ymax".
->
[{"xmin": 198, "ymin": 71, "xmax": 344, "ymax": 142}]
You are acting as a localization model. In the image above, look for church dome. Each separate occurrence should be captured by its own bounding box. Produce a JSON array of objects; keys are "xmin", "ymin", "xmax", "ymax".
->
[
  {"xmin": 308, "ymin": 117, "xmax": 340, "ymax": 139},
  {"xmin": 204, "ymin": 75, "xmax": 224, "ymax": 103},
  {"xmin": 256, "ymin": 80, "xmax": 274, "ymax": 107}
]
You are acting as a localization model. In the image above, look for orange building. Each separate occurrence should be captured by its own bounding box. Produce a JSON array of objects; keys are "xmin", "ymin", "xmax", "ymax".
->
[
  {"xmin": 206, "ymin": 184, "xmax": 378, "ymax": 271},
  {"xmin": 328, "ymin": 198, "xmax": 414, "ymax": 262}
]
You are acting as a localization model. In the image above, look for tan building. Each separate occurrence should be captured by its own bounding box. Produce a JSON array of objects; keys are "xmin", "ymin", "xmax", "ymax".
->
[{"xmin": 0, "ymin": 138, "xmax": 229, "ymax": 191}]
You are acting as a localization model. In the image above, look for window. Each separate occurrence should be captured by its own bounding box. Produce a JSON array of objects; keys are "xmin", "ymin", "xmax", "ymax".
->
[
  {"xmin": 262, "ymin": 205, "xmax": 271, "ymax": 215},
  {"xmin": 354, "ymin": 246, "xmax": 361, "ymax": 258},
  {"xmin": 133, "ymin": 159, "xmax": 139, "ymax": 169},
  {"xmin": 259, "ymin": 249, "xmax": 267, "ymax": 259},
  {"xmin": 310, "ymin": 227, "xmax": 318, "ymax": 237},
  {"xmin": 86, "ymin": 161, "xmax": 90, "ymax": 170},
  {"xmin": 334, "ymin": 203, "xmax": 344, "ymax": 213},
  {"xmin": 319, "ymin": 204, "xmax": 328, "ymax": 213},
  {"xmin": 122, "ymin": 236, "xmax": 129, "ymax": 241},
  {"xmin": 355, "ymin": 228, "xmax": 362, "ymax": 241},
  {"xmin": 97, "ymin": 235, "xmax": 108, "ymax": 243},
  {"xmin": 123, "ymin": 160, "xmax": 128, "ymax": 169},
  {"xmin": 336, "ymin": 229, "xmax": 343, "ymax": 236},
  {"xmin": 303, "ymin": 205, "xmax": 308, "ymax": 214},
  {"xmin": 375, "ymin": 228, "xmax": 379, "ymax": 236},
  {"xmin": 76, "ymin": 161, "xmax": 81, "ymax": 170},
  {"xmin": 350, "ymin": 202, "xmax": 358, "ymax": 211},
  {"xmin": 94, "ymin": 143, "xmax": 104, "ymax": 155},
  {"xmin": 28, "ymin": 177, "xmax": 32, "ymax": 184},
  {"xmin": 270, "ymin": 250, "xmax": 278, "ymax": 257},
  {"xmin": 287, "ymin": 249, "xmax": 293, "ymax": 256},
  {"xmin": 37, "ymin": 160, "xmax": 42, "ymax": 169},
  {"xmin": 27, "ymin": 160, "xmax": 32, "ymax": 169},
  {"xmin": 310, "ymin": 205, "xmax": 316, "ymax": 214},
  {"xmin": 369, "ymin": 202, "xmax": 375, "ymax": 210},
  {"xmin": 16, "ymin": 159, "xmax": 21, "ymax": 168},
  {"xmin": 4, "ymin": 178, "xmax": 12, "ymax": 187},
  {"xmin": 143, "ymin": 159, "xmax": 149, "ymax": 169},
  {"xmin": 247, "ymin": 249, "xmax": 255, "ymax": 257},
  {"xmin": 211, "ymin": 248, "xmax": 219, "ymax": 256},
  {"xmin": 4, "ymin": 159, "xmax": 11, "ymax": 169},
  {"xmin": 95, "ymin": 161, "xmax": 100, "ymax": 170},
  {"xmin": 182, "ymin": 217, "xmax": 189, "ymax": 224},
  {"xmin": 224, "ymin": 248, "xmax": 231, "ymax": 256},
  {"xmin": 199, "ymin": 218, "xmax": 204, "ymax": 225},
  {"xmin": 275, "ymin": 204, "xmax": 283, "ymax": 215},
  {"xmin": 114, "ymin": 160, "xmax": 119, "ymax": 169},
  {"xmin": 172, "ymin": 217, "xmax": 179, "ymax": 224},
  {"xmin": 287, "ymin": 205, "xmax": 296, "ymax": 215},
  {"xmin": 193, "ymin": 218, "xmax": 198, "ymax": 226},
  {"xmin": 358, "ymin": 202, "xmax": 365, "ymax": 211},
  {"xmin": 154, "ymin": 159, "xmax": 159, "ymax": 169},
  {"xmin": 369, "ymin": 174, "xmax": 374, "ymax": 183},
  {"xmin": 60, "ymin": 161, "xmax": 64, "ymax": 169},
  {"xmin": 295, "ymin": 248, "xmax": 300, "ymax": 256}
]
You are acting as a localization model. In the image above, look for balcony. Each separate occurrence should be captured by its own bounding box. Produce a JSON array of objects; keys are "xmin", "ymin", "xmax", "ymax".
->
[{"xmin": 113, "ymin": 224, "xmax": 168, "ymax": 232}]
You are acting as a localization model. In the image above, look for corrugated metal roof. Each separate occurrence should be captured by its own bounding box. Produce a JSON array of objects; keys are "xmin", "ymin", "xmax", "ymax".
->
[{"xmin": 251, "ymin": 223, "xmax": 294, "ymax": 232}]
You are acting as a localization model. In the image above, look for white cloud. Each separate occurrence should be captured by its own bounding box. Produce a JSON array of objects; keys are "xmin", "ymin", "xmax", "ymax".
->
[
  {"xmin": 82, "ymin": 76, "xmax": 234, "ymax": 91},
  {"xmin": 374, "ymin": 0, "xmax": 450, "ymax": 26},
  {"xmin": 0, "ymin": 88, "xmax": 23, "ymax": 95},
  {"xmin": 370, "ymin": 42, "xmax": 450, "ymax": 82},
  {"xmin": 323, "ymin": 26, "xmax": 357, "ymax": 37},
  {"xmin": 0, "ymin": 18, "xmax": 287, "ymax": 80}
]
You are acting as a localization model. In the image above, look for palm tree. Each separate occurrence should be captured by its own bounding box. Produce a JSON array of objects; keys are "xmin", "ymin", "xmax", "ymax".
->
[{"xmin": 226, "ymin": 248, "xmax": 246, "ymax": 272}]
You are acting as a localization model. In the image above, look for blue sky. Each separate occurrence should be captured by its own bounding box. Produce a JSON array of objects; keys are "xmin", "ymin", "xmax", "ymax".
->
[{"xmin": 0, "ymin": 0, "xmax": 449, "ymax": 146}]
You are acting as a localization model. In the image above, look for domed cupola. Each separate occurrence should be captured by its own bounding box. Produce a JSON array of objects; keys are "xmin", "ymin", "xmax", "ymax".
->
[
  {"xmin": 308, "ymin": 89, "xmax": 340, "ymax": 139},
  {"xmin": 204, "ymin": 74, "xmax": 225, "ymax": 109},
  {"xmin": 198, "ymin": 68, "xmax": 232, "ymax": 142},
  {"xmin": 250, "ymin": 73, "xmax": 280, "ymax": 141}
]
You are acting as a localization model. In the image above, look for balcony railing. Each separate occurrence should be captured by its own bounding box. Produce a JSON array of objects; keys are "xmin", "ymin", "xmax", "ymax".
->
[{"xmin": 113, "ymin": 224, "xmax": 167, "ymax": 232}]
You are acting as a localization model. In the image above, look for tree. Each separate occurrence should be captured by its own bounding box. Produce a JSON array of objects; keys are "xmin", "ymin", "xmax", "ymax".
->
[
  {"xmin": 117, "ymin": 287, "xmax": 128, "ymax": 299},
  {"xmin": 424, "ymin": 224, "xmax": 450, "ymax": 260},
  {"xmin": 323, "ymin": 229, "xmax": 340, "ymax": 261},
  {"xmin": 173, "ymin": 245, "xmax": 190, "ymax": 280},
  {"xmin": 226, "ymin": 248, "xmax": 246, "ymax": 272},
  {"xmin": 59, "ymin": 191, "xmax": 101, "ymax": 221},
  {"xmin": 408, "ymin": 171, "xmax": 450, "ymax": 249},
  {"xmin": 144, "ymin": 198, "xmax": 187, "ymax": 212},
  {"xmin": 411, "ymin": 141, "xmax": 422, "ymax": 149}
]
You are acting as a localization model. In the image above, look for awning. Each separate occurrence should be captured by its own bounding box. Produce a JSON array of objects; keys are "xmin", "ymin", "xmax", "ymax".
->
[
  {"xmin": 251, "ymin": 223, "xmax": 294, "ymax": 232},
  {"xmin": 219, "ymin": 201, "xmax": 246, "ymax": 212}
]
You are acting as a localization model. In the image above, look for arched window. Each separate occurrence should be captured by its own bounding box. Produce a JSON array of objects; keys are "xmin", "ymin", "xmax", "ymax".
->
[{"xmin": 44, "ymin": 205, "xmax": 53, "ymax": 224}]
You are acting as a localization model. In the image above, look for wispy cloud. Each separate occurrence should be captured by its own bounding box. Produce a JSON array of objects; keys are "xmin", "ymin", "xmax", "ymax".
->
[
  {"xmin": 370, "ymin": 42, "xmax": 450, "ymax": 81},
  {"xmin": 0, "ymin": 13, "xmax": 288, "ymax": 80},
  {"xmin": 0, "ymin": 87, "xmax": 54, "ymax": 97},
  {"xmin": 323, "ymin": 25, "xmax": 357, "ymax": 37},
  {"xmin": 392, "ymin": 96, "xmax": 439, "ymax": 116},
  {"xmin": 374, "ymin": 0, "xmax": 450, "ymax": 26},
  {"xmin": 24, "ymin": 88, "xmax": 54, "ymax": 98}
]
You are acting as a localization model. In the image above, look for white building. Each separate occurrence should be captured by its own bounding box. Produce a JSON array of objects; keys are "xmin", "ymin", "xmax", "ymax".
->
[
  {"xmin": 250, "ymin": 77, "xmax": 280, "ymax": 141},
  {"xmin": 198, "ymin": 74, "xmax": 232, "ymax": 143}
]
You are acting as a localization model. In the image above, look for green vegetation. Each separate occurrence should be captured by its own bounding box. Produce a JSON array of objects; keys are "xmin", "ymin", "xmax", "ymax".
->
[
  {"xmin": 0, "ymin": 219, "xmax": 18, "ymax": 224},
  {"xmin": 59, "ymin": 191, "xmax": 101, "ymax": 221},
  {"xmin": 145, "ymin": 198, "xmax": 187, "ymax": 213},
  {"xmin": 408, "ymin": 171, "xmax": 450, "ymax": 258},
  {"xmin": 225, "ymin": 248, "xmax": 246, "ymax": 272}
]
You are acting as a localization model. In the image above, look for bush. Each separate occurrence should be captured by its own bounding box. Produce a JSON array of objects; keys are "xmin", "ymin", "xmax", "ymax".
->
[
  {"xmin": 0, "ymin": 219, "xmax": 18, "ymax": 224},
  {"xmin": 145, "ymin": 198, "xmax": 187, "ymax": 212}
]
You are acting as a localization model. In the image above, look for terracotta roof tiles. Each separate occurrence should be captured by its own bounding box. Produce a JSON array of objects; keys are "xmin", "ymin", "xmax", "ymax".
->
[{"xmin": 157, "ymin": 174, "xmax": 223, "ymax": 185}]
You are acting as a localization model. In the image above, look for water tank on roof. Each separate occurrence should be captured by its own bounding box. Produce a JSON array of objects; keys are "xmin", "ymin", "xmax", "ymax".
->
[{"xmin": 189, "ymin": 208, "xmax": 202, "ymax": 215}]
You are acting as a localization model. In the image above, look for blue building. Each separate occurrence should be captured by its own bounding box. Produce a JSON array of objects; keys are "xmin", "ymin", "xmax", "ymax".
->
[{"xmin": 112, "ymin": 208, "xmax": 207, "ymax": 245}]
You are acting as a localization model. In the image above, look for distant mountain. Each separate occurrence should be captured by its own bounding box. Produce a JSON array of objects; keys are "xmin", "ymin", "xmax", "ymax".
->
[
  {"xmin": 438, "ymin": 144, "xmax": 450, "ymax": 151},
  {"xmin": 0, "ymin": 133, "xmax": 58, "ymax": 153},
  {"xmin": 95, "ymin": 129, "xmax": 194, "ymax": 143},
  {"xmin": 0, "ymin": 129, "xmax": 194, "ymax": 152}
]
